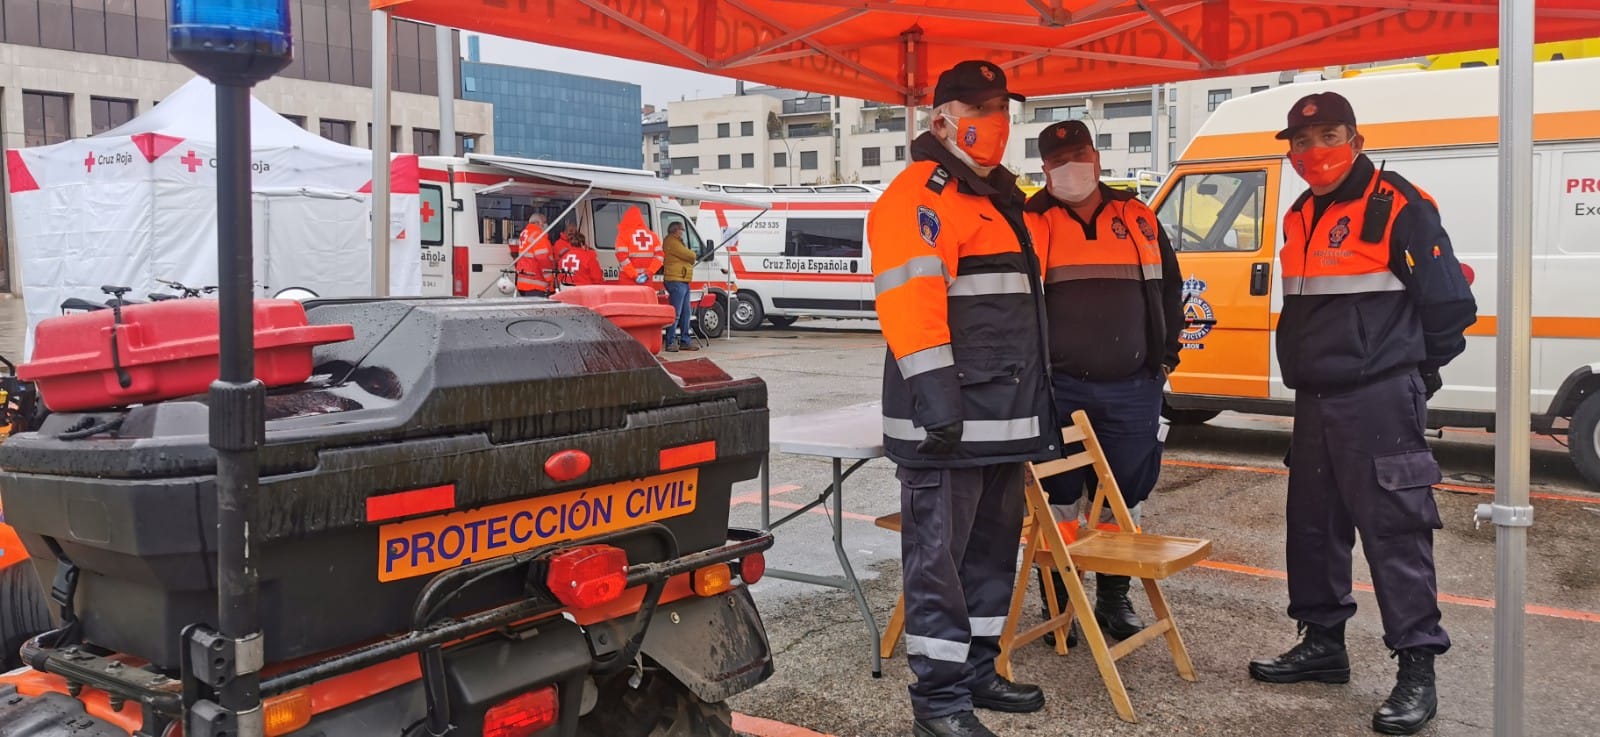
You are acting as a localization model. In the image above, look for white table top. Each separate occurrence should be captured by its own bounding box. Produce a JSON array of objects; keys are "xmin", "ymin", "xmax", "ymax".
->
[{"xmin": 769, "ymin": 401, "xmax": 886, "ymax": 460}]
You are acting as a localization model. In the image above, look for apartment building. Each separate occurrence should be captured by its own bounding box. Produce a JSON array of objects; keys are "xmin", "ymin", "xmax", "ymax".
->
[{"xmin": 643, "ymin": 106, "xmax": 670, "ymax": 178}]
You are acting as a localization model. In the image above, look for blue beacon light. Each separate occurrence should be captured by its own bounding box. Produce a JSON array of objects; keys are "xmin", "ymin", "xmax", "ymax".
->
[{"xmin": 169, "ymin": 0, "xmax": 293, "ymax": 84}]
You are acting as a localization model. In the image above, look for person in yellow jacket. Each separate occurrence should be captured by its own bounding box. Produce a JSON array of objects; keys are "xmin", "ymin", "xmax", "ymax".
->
[{"xmin": 662, "ymin": 222, "xmax": 699, "ymax": 352}]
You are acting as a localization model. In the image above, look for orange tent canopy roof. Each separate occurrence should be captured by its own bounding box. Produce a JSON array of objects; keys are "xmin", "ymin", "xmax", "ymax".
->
[{"xmin": 372, "ymin": 0, "xmax": 1600, "ymax": 103}]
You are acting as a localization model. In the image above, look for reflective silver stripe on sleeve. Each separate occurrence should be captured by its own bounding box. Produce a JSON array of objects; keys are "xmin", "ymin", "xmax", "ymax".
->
[
  {"xmin": 896, "ymin": 344, "xmax": 955, "ymax": 378},
  {"xmin": 946, "ymin": 272, "xmax": 1032, "ymax": 297},
  {"xmin": 1283, "ymin": 272, "xmax": 1406, "ymax": 295},
  {"xmin": 1046, "ymin": 264, "xmax": 1142, "ymax": 283},
  {"xmin": 1142, "ymin": 263, "xmax": 1164, "ymax": 280},
  {"xmin": 883, "ymin": 416, "xmax": 1041, "ymax": 443},
  {"xmin": 875, "ymin": 255, "xmax": 949, "ymax": 296},
  {"xmin": 970, "ymin": 616, "xmax": 1007, "ymax": 637},
  {"xmin": 905, "ymin": 635, "xmax": 970, "ymax": 663}
]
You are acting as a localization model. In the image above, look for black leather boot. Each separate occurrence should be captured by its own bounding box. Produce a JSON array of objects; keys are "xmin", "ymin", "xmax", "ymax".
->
[
  {"xmin": 970, "ymin": 674, "xmax": 1044, "ymax": 713},
  {"xmin": 1248, "ymin": 622, "xmax": 1351, "ymax": 684},
  {"xmin": 912, "ymin": 711, "xmax": 998, "ymax": 737},
  {"xmin": 1037, "ymin": 569, "xmax": 1078, "ymax": 648},
  {"xmin": 1372, "ymin": 649, "xmax": 1438, "ymax": 735},
  {"xmin": 1094, "ymin": 574, "xmax": 1145, "ymax": 640}
]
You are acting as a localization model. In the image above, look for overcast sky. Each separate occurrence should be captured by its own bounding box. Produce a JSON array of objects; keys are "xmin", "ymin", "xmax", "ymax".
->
[{"xmin": 470, "ymin": 35, "xmax": 742, "ymax": 110}]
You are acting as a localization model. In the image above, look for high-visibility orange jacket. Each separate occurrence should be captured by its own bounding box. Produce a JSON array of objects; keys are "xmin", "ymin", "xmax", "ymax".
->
[
  {"xmin": 868, "ymin": 132, "xmax": 1057, "ymax": 468},
  {"xmin": 614, "ymin": 207, "xmax": 664, "ymax": 282},
  {"xmin": 1025, "ymin": 185, "xmax": 1184, "ymax": 380},
  {"xmin": 555, "ymin": 244, "xmax": 605, "ymax": 286},
  {"xmin": 514, "ymin": 223, "xmax": 554, "ymax": 293},
  {"xmin": 1278, "ymin": 154, "xmax": 1477, "ymax": 391}
]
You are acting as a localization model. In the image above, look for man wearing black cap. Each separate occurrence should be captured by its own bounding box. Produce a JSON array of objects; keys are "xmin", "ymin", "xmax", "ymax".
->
[
  {"xmin": 1247, "ymin": 91, "xmax": 1476, "ymax": 736},
  {"xmin": 1021, "ymin": 120, "xmax": 1184, "ymax": 646},
  {"xmin": 867, "ymin": 59, "xmax": 1056, "ymax": 737}
]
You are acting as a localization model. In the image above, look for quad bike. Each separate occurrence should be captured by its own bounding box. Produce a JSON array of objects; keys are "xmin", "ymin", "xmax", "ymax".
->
[{"xmin": 0, "ymin": 294, "xmax": 776, "ymax": 736}]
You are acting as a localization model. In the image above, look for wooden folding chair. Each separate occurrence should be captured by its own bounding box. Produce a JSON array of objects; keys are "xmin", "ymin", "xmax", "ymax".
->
[{"xmin": 995, "ymin": 409, "xmax": 1213, "ymax": 723}]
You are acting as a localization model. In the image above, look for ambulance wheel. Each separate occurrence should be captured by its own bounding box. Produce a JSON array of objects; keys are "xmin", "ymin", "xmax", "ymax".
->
[
  {"xmin": 731, "ymin": 293, "xmax": 764, "ymax": 332},
  {"xmin": 1570, "ymin": 394, "xmax": 1600, "ymax": 490},
  {"xmin": 1161, "ymin": 405, "xmax": 1219, "ymax": 426},
  {"xmin": 697, "ymin": 300, "xmax": 726, "ymax": 339},
  {"xmin": 0, "ymin": 563, "xmax": 51, "ymax": 671},
  {"xmin": 767, "ymin": 316, "xmax": 798, "ymax": 328},
  {"xmin": 579, "ymin": 668, "xmax": 734, "ymax": 737}
]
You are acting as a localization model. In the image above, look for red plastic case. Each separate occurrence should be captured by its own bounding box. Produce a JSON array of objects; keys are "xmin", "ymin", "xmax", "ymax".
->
[
  {"xmin": 20, "ymin": 299, "xmax": 354, "ymax": 412},
  {"xmin": 550, "ymin": 285, "xmax": 676, "ymax": 355}
]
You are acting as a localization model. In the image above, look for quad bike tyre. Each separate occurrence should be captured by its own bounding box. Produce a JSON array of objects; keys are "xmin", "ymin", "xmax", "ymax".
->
[
  {"xmin": 0, "ymin": 563, "xmax": 51, "ymax": 671},
  {"xmin": 579, "ymin": 668, "xmax": 734, "ymax": 737}
]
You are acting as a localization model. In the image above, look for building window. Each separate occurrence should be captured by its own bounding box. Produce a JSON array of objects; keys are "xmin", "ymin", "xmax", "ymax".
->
[
  {"xmin": 718, "ymin": 154, "xmax": 731, "ymax": 169},
  {"xmin": 741, "ymin": 121, "xmax": 754, "ymax": 137},
  {"xmin": 862, "ymin": 147, "xmax": 881, "ymax": 167},
  {"xmin": 366, "ymin": 124, "xmax": 402, "ymax": 151},
  {"xmin": 741, "ymin": 153, "xmax": 755, "ymax": 168},
  {"xmin": 1251, "ymin": 85, "xmax": 1271, "ymax": 94},
  {"xmin": 1207, "ymin": 89, "xmax": 1233, "ymax": 111},
  {"xmin": 653, "ymin": 153, "xmax": 661, "ymax": 163},
  {"xmin": 1032, "ymin": 105, "xmax": 1086, "ymax": 123},
  {"xmin": 717, "ymin": 122, "xmax": 730, "ymax": 138},
  {"xmin": 91, "ymin": 97, "xmax": 137, "ymax": 135},
  {"xmin": 281, "ymin": 113, "xmax": 307, "ymax": 129},
  {"xmin": 23, "ymin": 91, "xmax": 71, "ymax": 147},
  {"xmin": 1169, "ymin": 141, "xmax": 1176, "ymax": 162},
  {"xmin": 1101, "ymin": 101, "xmax": 1148, "ymax": 119},
  {"xmin": 1025, "ymin": 138, "xmax": 1040, "ymax": 158},
  {"xmin": 1096, "ymin": 133, "xmax": 1113, "ymax": 149},
  {"xmin": 320, "ymin": 119, "xmax": 354, "ymax": 145},
  {"xmin": 800, "ymin": 151, "xmax": 819, "ymax": 170},
  {"xmin": 1129, "ymin": 131, "xmax": 1152, "ymax": 153},
  {"xmin": 774, "ymin": 152, "xmax": 787, "ymax": 168},
  {"xmin": 671, "ymin": 157, "xmax": 698, "ymax": 175},
  {"xmin": 894, "ymin": 145, "xmax": 906, "ymax": 162},
  {"xmin": 464, "ymin": 77, "xmax": 478, "ymax": 92},
  {"xmin": 457, "ymin": 133, "xmax": 480, "ymax": 153},
  {"xmin": 668, "ymin": 125, "xmax": 699, "ymax": 144},
  {"xmin": 413, "ymin": 128, "xmax": 441, "ymax": 156},
  {"xmin": 1168, "ymin": 105, "xmax": 1177, "ymax": 138}
]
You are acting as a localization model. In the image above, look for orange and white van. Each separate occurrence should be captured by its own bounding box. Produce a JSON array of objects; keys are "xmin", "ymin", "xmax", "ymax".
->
[
  {"xmin": 696, "ymin": 184, "xmax": 881, "ymax": 329},
  {"xmin": 417, "ymin": 155, "xmax": 769, "ymax": 336},
  {"xmin": 1151, "ymin": 57, "xmax": 1600, "ymax": 486}
]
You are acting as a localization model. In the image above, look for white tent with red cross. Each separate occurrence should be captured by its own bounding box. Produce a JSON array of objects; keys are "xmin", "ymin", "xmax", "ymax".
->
[{"xmin": 4, "ymin": 76, "xmax": 421, "ymax": 359}]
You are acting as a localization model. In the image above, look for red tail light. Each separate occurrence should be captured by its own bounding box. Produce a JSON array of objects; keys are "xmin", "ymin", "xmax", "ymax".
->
[
  {"xmin": 547, "ymin": 545, "xmax": 628, "ymax": 609},
  {"xmin": 452, "ymin": 246, "xmax": 469, "ymax": 296},
  {"xmin": 740, "ymin": 552, "xmax": 766, "ymax": 586},
  {"xmin": 484, "ymin": 686, "xmax": 559, "ymax": 737},
  {"xmin": 543, "ymin": 449, "xmax": 591, "ymax": 483}
]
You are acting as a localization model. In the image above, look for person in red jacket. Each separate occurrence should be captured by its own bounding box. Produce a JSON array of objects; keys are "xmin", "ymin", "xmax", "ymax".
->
[
  {"xmin": 555, "ymin": 232, "xmax": 605, "ymax": 287},
  {"xmin": 512, "ymin": 215, "xmax": 554, "ymax": 296},
  {"xmin": 614, "ymin": 207, "xmax": 664, "ymax": 284}
]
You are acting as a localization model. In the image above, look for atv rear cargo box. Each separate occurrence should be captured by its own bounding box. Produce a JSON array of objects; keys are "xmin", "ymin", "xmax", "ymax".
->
[{"xmin": 0, "ymin": 298, "xmax": 767, "ymax": 669}]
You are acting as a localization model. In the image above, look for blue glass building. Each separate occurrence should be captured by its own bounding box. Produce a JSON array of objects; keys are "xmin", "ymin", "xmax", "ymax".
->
[{"xmin": 461, "ymin": 43, "xmax": 642, "ymax": 169}]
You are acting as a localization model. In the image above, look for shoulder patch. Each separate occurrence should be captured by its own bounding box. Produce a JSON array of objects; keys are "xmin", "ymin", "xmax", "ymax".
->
[
  {"xmin": 1136, "ymin": 215, "xmax": 1157, "ymax": 241},
  {"xmin": 925, "ymin": 166, "xmax": 950, "ymax": 194},
  {"xmin": 917, "ymin": 206, "xmax": 941, "ymax": 247},
  {"xmin": 1110, "ymin": 216, "xmax": 1130, "ymax": 240}
]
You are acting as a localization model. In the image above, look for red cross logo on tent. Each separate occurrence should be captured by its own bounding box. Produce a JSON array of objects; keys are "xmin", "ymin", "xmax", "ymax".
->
[
  {"xmin": 633, "ymin": 230, "xmax": 654, "ymax": 249},
  {"xmin": 420, "ymin": 201, "xmax": 436, "ymax": 223},
  {"xmin": 180, "ymin": 150, "xmax": 204, "ymax": 173},
  {"xmin": 84, "ymin": 152, "xmax": 96, "ymax": 173}
]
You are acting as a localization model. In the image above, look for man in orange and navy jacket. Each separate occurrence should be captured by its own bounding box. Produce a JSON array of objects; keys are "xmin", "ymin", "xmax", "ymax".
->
[
  {"xmin": 869, "ymin": 59, "xmax": 1056, "ymax": 737},
  {"xmin": 1247, "ymin": 91, "xmax": 1476, "ymax": 737},
  {"xmin": 1023, "ymin": 119, "xmax": 1184, "ymax": 648}
]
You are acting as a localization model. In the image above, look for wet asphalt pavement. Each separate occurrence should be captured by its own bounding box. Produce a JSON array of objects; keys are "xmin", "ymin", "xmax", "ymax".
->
[{"xmin": 2, "ymin": 299, "xmax": 1594, "ymax": 737}]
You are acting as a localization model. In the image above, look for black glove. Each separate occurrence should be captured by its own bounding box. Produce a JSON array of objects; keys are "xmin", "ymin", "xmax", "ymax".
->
[
  {"xmin": 1421, "ymin": 370, "xmax": 1443, "ymax": 400},
  {"xmin": 917, "ymin": 420, "xmax": 963, "ymax": 456}
]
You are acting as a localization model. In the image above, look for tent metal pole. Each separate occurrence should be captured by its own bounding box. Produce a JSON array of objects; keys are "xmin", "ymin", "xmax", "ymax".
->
[
  {"xmin": 437, "ymin": 25, "xmax": 456, "ymax": 156},
  {"xmin": 371, "ymin": 9, "xmax": 393, "ymax": 297},
  {"xmin": 1481, "ymin": 1, "xmax": 1534, "ymax": 735}
]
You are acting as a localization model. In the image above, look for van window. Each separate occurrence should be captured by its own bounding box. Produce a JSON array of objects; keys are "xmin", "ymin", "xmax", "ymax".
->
[
  {"xmin": 1156, "ymin": 170, "xmax": 1267, "ymax": 252},
  {"xmin": 476, "ymin": 191, "xmax": 573, "ymax": 246},
  {"xmin": 593, "ymin": 199, "xmax": 653, "ymax": 252},
  {"xmin": 420, "ymin": 184, "xmax": 445, "ymax": 246},
  {"xmin": 785, "ymin": 217, "xmax": 865, "ymax": 259},
  {"xmin": 660, "ymin": 212, "xmax": 705, "ymax": 256}
]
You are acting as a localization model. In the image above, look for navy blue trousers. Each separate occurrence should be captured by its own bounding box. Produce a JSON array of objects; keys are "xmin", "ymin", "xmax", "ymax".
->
[{"xmin": 1041, "ymin": 369, "xmax": 1166, "ymax": 510}]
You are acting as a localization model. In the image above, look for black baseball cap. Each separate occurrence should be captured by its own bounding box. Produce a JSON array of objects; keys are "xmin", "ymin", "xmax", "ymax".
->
[
  {"xmin": 1276, "ymin": 91, "xmax": 1358, "ymax": 140},
  {"xmin": 1038, "ymin": 120, "xmax": 1095, "ymax": 159},
  {"xmin": 932, "ymin": 60, "xmax": 1026, "ymax": 108}
]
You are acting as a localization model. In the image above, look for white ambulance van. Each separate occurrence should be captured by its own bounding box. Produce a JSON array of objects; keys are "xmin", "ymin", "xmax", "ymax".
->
[
  {"xmin": 1150, "ymin": 58, "xmax": 1600, "ymax": 486},
  {"xmin": 416, "ymin": 154, "xmax": 769, "ymax": 337},
  {"xmin": 696, "ymin": 183, "xmax": 882, "ymax": 330}
]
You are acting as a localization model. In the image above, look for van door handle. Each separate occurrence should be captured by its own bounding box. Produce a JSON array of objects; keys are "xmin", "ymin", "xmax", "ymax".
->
[{"xmin": 1250, "ymin": 262, "xmax": 1271, "ymax": 296}]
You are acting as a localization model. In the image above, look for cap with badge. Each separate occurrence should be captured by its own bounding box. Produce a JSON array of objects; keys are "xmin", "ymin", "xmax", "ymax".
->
[
  {"xmin": 932, "ymin": 60, "xmax": 1026, "ymax": 108},
  {"xmin": 1037, "ymin": 120, "xmax": 1095, "ymax": 160},
  {"xmin": 1276, "ymin": 91, "xmax": 1358, "ymax": 140}
]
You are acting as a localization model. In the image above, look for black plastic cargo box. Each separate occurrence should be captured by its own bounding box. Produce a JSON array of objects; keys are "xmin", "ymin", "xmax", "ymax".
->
[{"xmin": 0, "ymin": 298, "xmax": 768, "ymax": 669}]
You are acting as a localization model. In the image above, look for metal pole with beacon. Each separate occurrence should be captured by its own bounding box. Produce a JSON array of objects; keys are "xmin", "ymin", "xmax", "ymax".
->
[{"xmin": 166, "ymin": 2, "xmax": 292, "ymax": 735}]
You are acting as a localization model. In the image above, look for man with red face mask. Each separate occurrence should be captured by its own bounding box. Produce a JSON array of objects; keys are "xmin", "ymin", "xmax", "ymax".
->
[
  {"xmin": 868, "ymin": 59, "xmax": 1056, "ymax": 737},
  {"xmin": 1248, "ymin": 92, "xmax": 1476, "ymax": 737}
]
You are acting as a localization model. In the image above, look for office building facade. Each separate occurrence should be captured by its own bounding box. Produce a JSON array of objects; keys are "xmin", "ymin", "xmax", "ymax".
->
[{"xmin": 461, "ymin": 56, "xmax": 642, "ymax": 168}]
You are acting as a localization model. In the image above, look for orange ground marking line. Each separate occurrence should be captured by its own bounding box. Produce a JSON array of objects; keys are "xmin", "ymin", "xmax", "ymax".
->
[
  {"xmin": 733, "ymin": 713, "xmax": 838, "ymax": 737},
  {"xmin": 1162, "ymin": 459, "xmax": 1600, "ymax": 505},
  {"xmin": 1195, "ymin": 560, "xmax": 1600, "ymax": 624},
  {"xmin": 730, "ymin": 484, "xmax": 803, "ymax": 507}
]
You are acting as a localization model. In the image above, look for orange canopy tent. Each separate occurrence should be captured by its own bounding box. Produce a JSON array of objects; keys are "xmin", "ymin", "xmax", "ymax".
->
[{"xmin": 371, "ymin": 0, "xmax": 1600, "ymax": 103}]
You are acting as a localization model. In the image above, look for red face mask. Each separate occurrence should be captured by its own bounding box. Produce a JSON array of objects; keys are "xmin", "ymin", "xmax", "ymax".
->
[
  {"xmin": 942, "ymin": 111, "xmax": 1010, "ymax": 168},
  {"xmin": 1289, "ymin": 143, "xmax": 1356, "ymax": 189}
]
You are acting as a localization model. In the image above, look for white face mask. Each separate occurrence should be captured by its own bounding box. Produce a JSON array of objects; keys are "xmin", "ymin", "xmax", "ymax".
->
[{"xmin": 1047, "ymin": 161, "xmax": 1099, "ymax": 203}]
